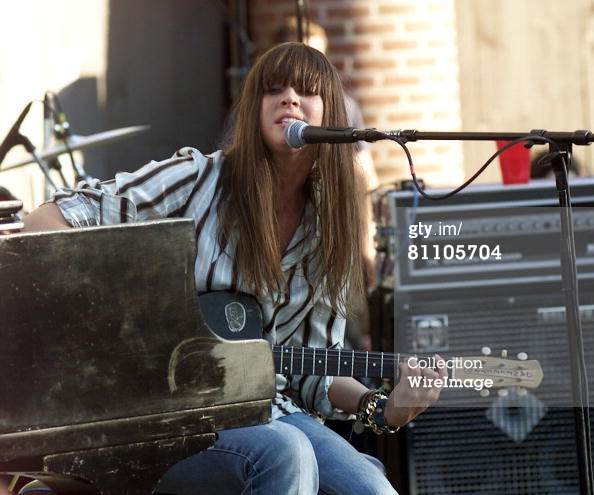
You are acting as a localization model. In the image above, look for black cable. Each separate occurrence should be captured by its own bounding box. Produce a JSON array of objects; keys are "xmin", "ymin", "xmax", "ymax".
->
[{"xmin": 383, "ymin": 134, "xmax": 565, "ymax": 201}]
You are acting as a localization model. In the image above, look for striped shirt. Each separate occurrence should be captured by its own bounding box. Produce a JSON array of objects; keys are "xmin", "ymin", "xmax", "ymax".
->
[{"xmin": 53, "ymin": 147, "xmax": 349, "ymax": 421}]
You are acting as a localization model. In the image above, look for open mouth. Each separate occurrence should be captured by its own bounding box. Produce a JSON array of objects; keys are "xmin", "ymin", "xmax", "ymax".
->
[{"xmin": 278, "ymin": 117, "xmax": 302, "ymax": 127}]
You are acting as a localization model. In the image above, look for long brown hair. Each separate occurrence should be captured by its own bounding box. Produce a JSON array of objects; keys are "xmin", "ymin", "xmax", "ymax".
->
[{"xmin": 219, "ymin": 42, "xmax": 365, "ymax": 314}]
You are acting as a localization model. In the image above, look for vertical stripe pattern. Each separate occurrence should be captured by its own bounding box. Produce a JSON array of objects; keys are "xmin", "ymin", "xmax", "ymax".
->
[{"xmin": 53, "ymin": 147, "xmax": 349, "ymax": 420}]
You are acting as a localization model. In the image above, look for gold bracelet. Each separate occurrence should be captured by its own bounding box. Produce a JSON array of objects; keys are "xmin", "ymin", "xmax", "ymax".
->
[{"xmin": 354, "ymin": 390, "xmax": 400, "ymax": 435}]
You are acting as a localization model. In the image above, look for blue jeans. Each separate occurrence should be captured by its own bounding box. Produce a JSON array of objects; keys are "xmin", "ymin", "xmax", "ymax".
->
[{"xmin": 155, "ymin": 412, "xmax": 398, "ymax": 494}]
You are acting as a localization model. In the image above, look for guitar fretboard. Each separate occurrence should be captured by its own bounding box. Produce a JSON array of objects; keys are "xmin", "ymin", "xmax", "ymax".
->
[
  {"xmin": 270, "ymin": 346, "xmax": 544, "ymax": 390},
  {"xmin": 272, "ymin": 345, "xmax": 408, "ymax": 378}
]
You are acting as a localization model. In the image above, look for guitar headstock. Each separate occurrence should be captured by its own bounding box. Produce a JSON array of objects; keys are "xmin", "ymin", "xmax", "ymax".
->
[{"xmin": 454, "ymin": 347, "xmax": 543, "ymax": 397}]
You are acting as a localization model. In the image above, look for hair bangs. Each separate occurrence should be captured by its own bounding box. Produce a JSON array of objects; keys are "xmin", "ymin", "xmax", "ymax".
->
[{"xmin": 261, "ymin": 43, "xmax": 332, "ymax": 97}]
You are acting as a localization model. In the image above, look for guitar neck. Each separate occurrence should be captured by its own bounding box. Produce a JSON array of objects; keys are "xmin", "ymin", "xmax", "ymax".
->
[
  {"xmin": 272, "ymin": 345, "xmax": 404, "ymax": 378},
  {"xmin": 271, "ymin": 346, "xmax": 545, "ymax": 390}
]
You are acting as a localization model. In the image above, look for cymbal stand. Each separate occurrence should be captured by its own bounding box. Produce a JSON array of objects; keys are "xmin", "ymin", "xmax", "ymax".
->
[
  {"xmin": 27, "ymin": 144, "xmax": 60, "ymax": 193},
  {"xmin": 43, "ymin": 94, "xmax": 65, "ymax": 198},
  {"xmin": 42, "ymin": 91, "xmax": 89, "ymax": 196},
  {"xmin": 43, "ymin": 95, "xmax": 52, "ymax": 198}
]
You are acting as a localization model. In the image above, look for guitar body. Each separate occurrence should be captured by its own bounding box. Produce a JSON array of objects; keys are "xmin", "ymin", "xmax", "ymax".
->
[{"xmin": 199, "ymin": 291, "xmax": 543, "ymax": 391}]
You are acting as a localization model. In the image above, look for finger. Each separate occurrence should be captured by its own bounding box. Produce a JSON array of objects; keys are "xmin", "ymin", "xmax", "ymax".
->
[
  {"xmin": 400, "ymin": 357, "xmax": 421, "ymax": 377},
  {"xmin": 431, "ymin": 354, "xmax": 449, "ymax": 380}
]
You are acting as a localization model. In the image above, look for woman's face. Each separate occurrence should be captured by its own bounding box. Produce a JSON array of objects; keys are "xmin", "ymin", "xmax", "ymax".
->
[{"xmin": 260, "ymin": 85, "xmax": 324, "ymax": 155}]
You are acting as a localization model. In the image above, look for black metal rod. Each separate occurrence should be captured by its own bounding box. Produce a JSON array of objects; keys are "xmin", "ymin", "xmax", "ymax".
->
[
  {"xmin": 384, "ymin": 129, "xmax": 594, "ymax": 145},
  {"xmin": 550, "ymin": 147, "xmax": 593, "ymax": 495}
]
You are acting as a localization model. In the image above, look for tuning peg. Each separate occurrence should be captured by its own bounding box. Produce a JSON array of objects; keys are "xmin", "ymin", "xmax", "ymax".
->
[
  {"xmin": 517, "ymin": 352, "xmax": 528, "ymax": 361},
  {"xmin": 501, "ymin": 349, "xmax": 508, "ymax": 358},
  {"xmin": 480, "ymin": 389, "xmax": 490, "ymax": 398},
  {"xmin": 498, "ymin": 388, "xmax": 509, "ymax": 397},
  {"xmin": 516, "ymin": 387, "xmax": 527, "ymax": 396},
  {"xmin": 482, "ymin": 346, "xmax": 492, "ymax": 356}
]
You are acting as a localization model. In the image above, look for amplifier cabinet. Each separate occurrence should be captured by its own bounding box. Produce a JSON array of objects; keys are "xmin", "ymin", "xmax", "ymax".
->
[
  {"xmin": 377, "ymin": 180, "xmax": 594, "ymax": 494},
  {"xmin": 394, "ymin": 285, "xmax": 594, "ymax": 494},
  {"xmin": 374, "ymin": 178, "xmax": 594, "ymax": 292}
]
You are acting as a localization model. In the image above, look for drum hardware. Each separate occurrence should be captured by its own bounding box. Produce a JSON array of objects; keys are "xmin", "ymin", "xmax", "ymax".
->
[
  {"xmin": 0, "ymin": 94, "xmax": 150, "ymax": 197},
  {"xmin": 0, "ymin": 199, "xmax": 24, "ymax": 233},
  {"xmin": 2, "ymin": 125, "xmax": 150, "ymax": 189},
  {"xmin": 3, "ymin": 125, "xmax": 151, "ymax": 173}
]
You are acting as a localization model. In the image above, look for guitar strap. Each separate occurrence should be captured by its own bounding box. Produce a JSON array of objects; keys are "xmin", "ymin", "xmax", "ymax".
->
[{"xmin": 198, "ymin": 291, "xmax": 263, "ymax": 341}]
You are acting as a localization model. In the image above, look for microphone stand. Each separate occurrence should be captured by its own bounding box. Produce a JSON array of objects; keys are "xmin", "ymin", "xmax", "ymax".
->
[
  {"xmin": 549, "ymin": 140, "xmax": 593, "ymax": 495},
  {"xmin": 384, "ymin": 128, "xmax": 594, "ymax": 495}
]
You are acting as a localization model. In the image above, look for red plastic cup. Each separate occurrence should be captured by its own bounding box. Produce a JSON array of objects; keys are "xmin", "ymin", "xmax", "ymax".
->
[{"xmin": 496, "ymin": 141, "xmax": 530, "ymax": 184}]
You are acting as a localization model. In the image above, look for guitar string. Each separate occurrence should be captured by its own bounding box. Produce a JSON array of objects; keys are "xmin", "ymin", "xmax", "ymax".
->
[{"xmin": 271, "ymin": 346, "xmax": 457, "ymax": 364}]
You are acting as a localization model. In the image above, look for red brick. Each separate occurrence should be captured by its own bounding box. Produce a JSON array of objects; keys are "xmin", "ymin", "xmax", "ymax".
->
[
  {"xmin": 384, "ymin": 76, "xmax": 422, "ymax": 86},
  {"xmin": 353, "ymin": 58, "xmax": 398, "ymax": 70},
  {"xmin": 406, "ymin": 57, "xmax": 438, "ymax": 68},
  {"xmin": 331, "ymin": 41, "xmax": 373, "ymax": 54},
  {"xmin": 378, "ymin": 4, "xmax": 417, "ymax": 16},
  {"xmin": 358, "ymin": 94, "xmax": 402, "ymax": 107},
  {"xmin": 403, "ymin": 21, "xmax": 435, "ymax": 33},
  {"xmin": 382, "ymin": 40, "xmax": 419, "ymax": 51},
  {"xmin": 326, "ymin": 6, "xmax": 371, "ymax": 20},
  {"xmin": 386, "ymin": 111, "xmax": 424, "ymax": 122},
  {"xmin": 410, "ymin": 93, "xmax": 438, "ymax": 104},
  {"xmin": 348, "ymin": 76, "xmax": 376, "ymax": 89},
  {"xmin": 353, "ymin": 23, "xmax": 396, "ymax": 36}
]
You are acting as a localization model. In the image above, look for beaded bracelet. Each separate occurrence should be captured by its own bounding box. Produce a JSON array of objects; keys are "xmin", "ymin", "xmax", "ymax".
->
[{"xmin": 354, "ymin": 389, "xmax": 401, "ymax": 435}]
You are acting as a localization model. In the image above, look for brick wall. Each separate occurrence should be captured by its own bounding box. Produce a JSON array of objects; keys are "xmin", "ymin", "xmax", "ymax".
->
[{"xmin": 247, "ymin": 0, "xmax": 464, "ymax": 188}]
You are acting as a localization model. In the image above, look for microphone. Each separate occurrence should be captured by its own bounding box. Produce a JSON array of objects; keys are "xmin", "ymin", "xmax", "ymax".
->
[
  {"xmin": 0, "ymin": 102, "xmax": 34, "ymax": 167},
  {"xmin": 284, "ymin": 120, "xmax": 386, "ymax": 148}
]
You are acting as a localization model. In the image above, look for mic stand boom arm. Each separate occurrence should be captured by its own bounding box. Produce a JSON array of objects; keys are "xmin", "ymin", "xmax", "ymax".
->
[
  {"xmin": 383, "ymin": 128, "xmax": 594, "ymax": 145},
  {"xmin": 382, "ymin": 127, "xmax": 593, "ymax": 495}
]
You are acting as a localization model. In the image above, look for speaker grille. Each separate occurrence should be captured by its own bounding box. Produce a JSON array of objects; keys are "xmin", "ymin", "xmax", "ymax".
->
[
  {"xmin": 397, "ymin": 286, "xmax": 594, "ymax": 407},
  {"xmin": 408, "ymin": 408, "xmax": 580, "ymax": 494},
  {"xmin": 396, "ymin": 285, "xmax": 594, "ymax": 494}
]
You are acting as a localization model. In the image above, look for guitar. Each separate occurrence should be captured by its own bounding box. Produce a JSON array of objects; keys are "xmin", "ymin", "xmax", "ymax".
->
[
  {"xmin": 198, "ymin": 291, "xmax": 544, "ymax": 393},
  {"xmin": 271, "ymin": 345, "xmax": 543, "ymax": 393}
]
